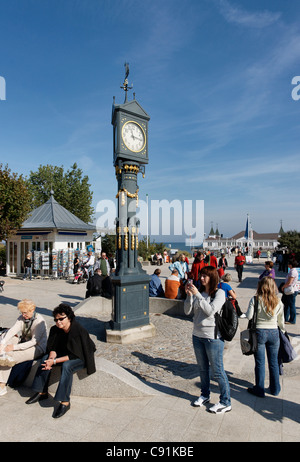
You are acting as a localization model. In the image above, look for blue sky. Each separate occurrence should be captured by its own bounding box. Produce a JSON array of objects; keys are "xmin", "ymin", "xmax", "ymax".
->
[{"xmin": 1, "ymin": 0, "xmax": 300, "ymax": 241}]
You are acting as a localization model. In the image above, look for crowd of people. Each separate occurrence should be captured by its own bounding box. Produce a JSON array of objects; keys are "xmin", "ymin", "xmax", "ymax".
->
[
  {"xmin": 74, "ymin": 251, "xmax": 114, "ymax": 299},
  {"xmin": 0, "ymin": 247, "xmax": 297, "ymax": 418},
  {"xmin": 149, "ymin": 248, "xmax": 298, "ymax": 412}
]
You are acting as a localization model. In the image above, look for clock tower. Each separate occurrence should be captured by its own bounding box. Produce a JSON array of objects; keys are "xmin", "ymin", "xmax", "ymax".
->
[{"xmin": 107, "ymin": 64, "xmax": 155, "ymax": 343}]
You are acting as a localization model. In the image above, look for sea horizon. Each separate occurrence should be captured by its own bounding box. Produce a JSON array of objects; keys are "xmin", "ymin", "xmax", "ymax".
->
[{"xmin": 162, "ymin": 241, "xmax": 202, "ymax": 253}]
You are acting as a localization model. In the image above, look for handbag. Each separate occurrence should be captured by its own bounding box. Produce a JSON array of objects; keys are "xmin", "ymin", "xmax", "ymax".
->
[
  {"xmin": 283, "ymin": 285, "xmax": 294, "ymax": 295},
  {"xmin": 278, "ymin": 329, "xmax": 297, "ymax": 363},
  {"xmin": 278, "ymin": 328, "xmax": 297, "ymax": 375},
  {"xmin": 240, "ymin": 296, "xmax": 258, "ymax": 356}
]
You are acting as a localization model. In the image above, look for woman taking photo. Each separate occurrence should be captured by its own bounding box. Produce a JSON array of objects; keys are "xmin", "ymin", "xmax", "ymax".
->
[
  {"xmin": 26, "ymin": 303, "xmax": 96, "ymax": 418},
  {"xmin": 246, "ymin": 277, "xmax": 285, "ymax": 397},
  {"xmin": 184, "ymin": 266, "xmax": 231, "ymax": 414}
]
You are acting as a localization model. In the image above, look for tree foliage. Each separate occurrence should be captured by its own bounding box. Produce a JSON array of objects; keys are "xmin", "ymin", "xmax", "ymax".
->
[
  {"xmin": 101, "ymin": 234, "xmax": 116, "ymax": 256},
  {"xmin": 278, "ymin": 230, "xmax": 300, "ymax": 258},
  {"xmin": 27, "ymin": 163, "xmax": 94, "ymax": 223},
  {"xmin": 0, "ymin": 164, "xmax": 31, "ymax": 240},
  {"xmin": 138, "ymin": 237, "xmax": 166, "ymax": 261}
]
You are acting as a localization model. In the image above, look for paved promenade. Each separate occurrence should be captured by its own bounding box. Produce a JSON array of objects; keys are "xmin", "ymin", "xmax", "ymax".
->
[{"xmin": 0, "ymin": 256, "xmax": 299, "ymax": 443}]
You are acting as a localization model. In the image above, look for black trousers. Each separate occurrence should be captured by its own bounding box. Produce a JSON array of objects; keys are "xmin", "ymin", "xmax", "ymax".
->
[{"xmin": 236, "ymin": 265, "xmax": 244, "ymax": 282}]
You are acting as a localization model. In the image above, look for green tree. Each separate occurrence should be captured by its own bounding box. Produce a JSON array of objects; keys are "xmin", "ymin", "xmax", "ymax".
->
[
  {"xmin": 138, "ymin": 237, "xmax": 166, "ymax": 261},
  {"xmin": 27, "ymin": 163, "xmax": 94, "ymax": 223},
  {"xmin": 101, "ymin": 234, "xmax": 116, "ymax": 256},
  {"xmin": 278, "ymin": 230, "xmax": 300, "ymax": 259},
  {"xmin": 0, "ymin": 164, "xmax": 31, "ymax": 240}
]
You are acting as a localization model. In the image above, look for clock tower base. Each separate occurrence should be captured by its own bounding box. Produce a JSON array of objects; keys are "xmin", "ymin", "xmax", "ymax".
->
[{"xmin": 106, "ymin": 322, "xmax": 156, "ymax": 345}]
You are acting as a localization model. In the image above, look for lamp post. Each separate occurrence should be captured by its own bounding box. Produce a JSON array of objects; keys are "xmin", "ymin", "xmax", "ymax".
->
[{"xmin": 146, "ymin": 193, "xmax": 149, "ymax": 249}]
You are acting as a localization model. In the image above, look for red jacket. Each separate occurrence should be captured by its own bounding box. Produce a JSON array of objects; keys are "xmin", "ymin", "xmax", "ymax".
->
[
  {"xmin": 235, "ymin": 255, "xmax": 246, "ymax": 266},
  {"xmin": 191, "ymin": 260, "xmax": 207, "ymax": 281},
  {"xmin": 209, "ymin": 255, "xmax": 218, "ymax": 268}
]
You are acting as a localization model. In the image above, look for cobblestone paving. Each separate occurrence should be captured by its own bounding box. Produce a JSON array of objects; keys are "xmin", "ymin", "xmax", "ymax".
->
[{"xmin": 94, "ymin": 313, "xmax": 198, "ymax": 386}]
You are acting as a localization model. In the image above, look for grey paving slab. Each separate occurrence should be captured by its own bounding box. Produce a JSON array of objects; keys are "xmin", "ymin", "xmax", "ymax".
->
[{"xmin": 0, "ymin": 256, "xmax": 299, "ymax": 442}]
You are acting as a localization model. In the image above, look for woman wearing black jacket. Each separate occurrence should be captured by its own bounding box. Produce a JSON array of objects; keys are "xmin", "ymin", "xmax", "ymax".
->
[{"xmin": 26, "ymin": 304, "xmax": 96, "ymax": 418}]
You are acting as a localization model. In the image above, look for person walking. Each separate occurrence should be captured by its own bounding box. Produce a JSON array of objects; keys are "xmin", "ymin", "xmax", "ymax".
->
[
  {"xmin": 23, "ymin": 253, "xmax": 32, "ymax": 280},
  {"xmin": 184, "ymin": 266, "xmax": 231, "ymax": 414},
  {"xmin": 235, "ymin": 251, "xmax": 246, "ymax": 282},
  {"xmin": 246, "ymin": 277, "xmax": 285, "ymax": 397}
]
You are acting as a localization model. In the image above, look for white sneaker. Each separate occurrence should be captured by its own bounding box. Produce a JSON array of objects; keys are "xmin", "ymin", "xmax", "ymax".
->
[
  {"xmin": 0, "ymin": 386, "xmax": 7, "ymax": 396},
  {"xmin": 209, "ymin": 402, "xmax": 231, "ymax": 414},
  {"xmin": 192, "ymin": 395, "xmax": 210, "ymax": 407}
]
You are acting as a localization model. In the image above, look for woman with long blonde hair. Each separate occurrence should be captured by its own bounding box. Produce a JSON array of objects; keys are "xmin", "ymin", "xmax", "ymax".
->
[{"xmin": 246, "ymin": 277, "xmax": 285, "ymax": 397}]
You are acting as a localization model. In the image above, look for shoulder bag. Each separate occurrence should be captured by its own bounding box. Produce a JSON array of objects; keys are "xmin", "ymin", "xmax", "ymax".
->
[
  {"xmin": 284, "ymin": 285, "xmax": 294, "ymax": 295},
  {"xmin": 240, "ymin": 296, "xmax": 258, "ymax": 356}
]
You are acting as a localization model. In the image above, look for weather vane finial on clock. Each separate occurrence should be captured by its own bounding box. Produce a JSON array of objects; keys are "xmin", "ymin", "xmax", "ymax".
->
[{"xmin": 120, "ymin": 62, "xmax": 133, "ymax": 103}]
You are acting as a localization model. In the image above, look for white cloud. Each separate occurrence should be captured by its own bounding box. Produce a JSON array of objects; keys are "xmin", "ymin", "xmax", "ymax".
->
[{"xmin": 217, "ymin": 0, "xmax": 281, "ymax": 28}]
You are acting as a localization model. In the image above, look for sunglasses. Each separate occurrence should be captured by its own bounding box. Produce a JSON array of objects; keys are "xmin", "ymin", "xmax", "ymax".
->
[{"xmin": 54, "ymin": 316, "xmax": 67, "ymax": 323}]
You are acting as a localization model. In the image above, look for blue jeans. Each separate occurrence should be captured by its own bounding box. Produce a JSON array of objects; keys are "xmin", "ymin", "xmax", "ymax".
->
[
  {"xmin": 23, "ymin": 267, "xmax": 32, "ymax": 280},
  {"xmin": 192, "ymin": 335, "xmax": 231, "ymax": 406},
  {"xmin": 282, "ymin": 293, "xmax": 297, "ymax": 324},
  {"xmin": 254, "ymin": 329, "xmax": 280, "ymax": 396},
  {"xmin": 32, "ymin": 355, "xmax": 85, "ymax": 402}
]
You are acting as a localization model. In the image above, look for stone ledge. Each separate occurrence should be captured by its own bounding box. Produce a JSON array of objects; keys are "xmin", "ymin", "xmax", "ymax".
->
[
  {"xmin": 149, "ymin": 297, "xmax": 186, "ymax": 316},
  {"xmin": 24, "ymin": 356, "xmax": 161, "ymax": 398},
  {"xmin": 74, "ymin": 296, "xmax": 113, "ymax": 317},
  {"xmin": 106, "ymin": 323, "xmax": 156, "ymax": 344},
  {"xmin": 74, "ymin": 295, "xmax": 188, "ymax": 318}
]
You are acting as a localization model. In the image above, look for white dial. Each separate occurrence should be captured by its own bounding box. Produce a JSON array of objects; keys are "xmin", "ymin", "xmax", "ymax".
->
[{"xmin": 122, "ymin": 121, "xmax": 146, "ymax": 152}]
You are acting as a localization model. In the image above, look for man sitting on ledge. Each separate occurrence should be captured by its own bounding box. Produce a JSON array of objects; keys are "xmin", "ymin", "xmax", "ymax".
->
[
  {"xmin": 149, "ymin": 269, "xmax": 165, "ymax": 297},
  {"xmin": 85, "ymin": 268, "xmax": 104, "ymax": 298},
  {"xmin": 165, "ymin": 269, "xmax": 181, "ymax": 299}
]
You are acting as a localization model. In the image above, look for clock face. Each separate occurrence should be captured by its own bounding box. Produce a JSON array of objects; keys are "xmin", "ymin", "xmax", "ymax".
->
[{"xmin": 121, "ymin": 121, "xmax": 146, "ymax": 152}]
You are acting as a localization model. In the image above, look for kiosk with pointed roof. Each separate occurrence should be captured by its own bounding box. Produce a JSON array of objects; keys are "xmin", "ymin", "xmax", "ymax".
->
[{"xmin": 6, "ymin": 191, "xmax": 95, "ymax": 276}]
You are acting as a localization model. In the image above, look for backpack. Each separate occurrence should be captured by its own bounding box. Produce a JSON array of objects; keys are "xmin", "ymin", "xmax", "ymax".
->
[{"xmin": 214, "ymin": 297, "xmax": 239, "ymax": 341}]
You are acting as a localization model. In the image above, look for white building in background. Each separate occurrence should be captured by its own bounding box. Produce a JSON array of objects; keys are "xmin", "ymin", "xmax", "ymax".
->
[
  {"xmin": 6, "ymin": 192, "xmax": 95, "ymax": 277},
  {"xmin": 203, "ymin": 230, "xmax": 280, "ymax": 252},
  {"xmin": 203, "ymin": 216, "xmax": 282, "ymax": 254}
]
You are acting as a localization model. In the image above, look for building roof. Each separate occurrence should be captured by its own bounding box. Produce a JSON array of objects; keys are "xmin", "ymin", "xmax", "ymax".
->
[
  {"xmin": 21, "ymin": 192, "xmax": 95, "ymax": 232},
  {"xmin": 230, "ymin": 231, "xmax": 279, "ymax": 240},
  {"xmin": 205, "ymin": 230, "xmax": 280, "ymax": 241}
]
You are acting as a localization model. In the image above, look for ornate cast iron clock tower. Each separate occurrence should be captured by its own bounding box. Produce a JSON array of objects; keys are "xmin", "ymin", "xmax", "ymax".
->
[{"xmin": 107, "ymin": 64, "xmax": 155, "ymax": 343}]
